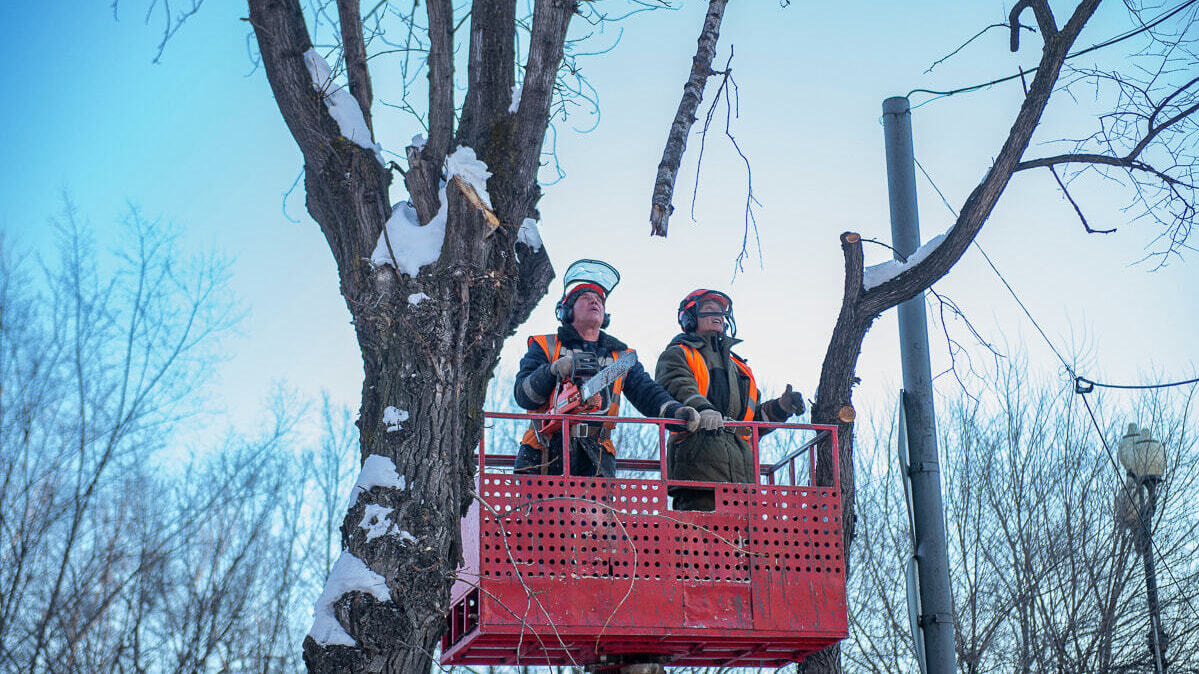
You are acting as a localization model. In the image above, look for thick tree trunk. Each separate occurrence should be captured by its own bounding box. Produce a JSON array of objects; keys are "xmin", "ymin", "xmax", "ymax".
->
[
  {"xmin": 248, "ymin": 0, "xmax": 566, "ymax": 671},
  {"xmin": 302, "ymin": 180, "xmax": 545, "ymax": 673}
]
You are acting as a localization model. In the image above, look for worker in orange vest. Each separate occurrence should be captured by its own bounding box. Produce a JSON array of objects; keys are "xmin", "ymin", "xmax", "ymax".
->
[
  {"xmin": 513, "ymin": 260, "xmax": 702, "ymax": 477},
  {"xmin": 655, "ymin": 289, "xmax": 806, "ymax": 510}
]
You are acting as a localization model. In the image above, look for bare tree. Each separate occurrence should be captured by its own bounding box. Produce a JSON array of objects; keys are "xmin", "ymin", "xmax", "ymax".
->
[
  {"xmin": 793, "ymin": 5, "xmax": 1198, "ymax": 669},
  {"xmin": 0, "ymin": 204, "xmax": 327, "ymax": 673},
  {"xmin": 120, "ymin": 0, "xmax": 1199, "ymax": 670},
  {"xmin": 846, "ymin": 358, "xmax": 1199, "ymax": 673}
]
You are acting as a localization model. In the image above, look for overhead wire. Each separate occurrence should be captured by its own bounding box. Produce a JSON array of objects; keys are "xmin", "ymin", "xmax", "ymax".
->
[
  {"xmin": 914, "ymin": 154, "xmax": 1199, "ymax": 628},
  {"xmin": 906, "ymin": 0, "xmax": 1199, "ymax": 106}
]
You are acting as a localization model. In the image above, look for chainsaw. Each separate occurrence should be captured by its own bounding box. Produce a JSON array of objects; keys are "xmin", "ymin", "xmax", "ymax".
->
[{"xmin": 537, "ymin": 350, "xmax": 639, "ymax": 437}]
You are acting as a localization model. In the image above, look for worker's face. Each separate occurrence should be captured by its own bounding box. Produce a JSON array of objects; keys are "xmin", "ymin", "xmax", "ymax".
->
[
  {"xmin": 696, "ymin": 299, "xmax": 727, "ymax": 335},
  {"xmin": 571, "ymin": 291, "xmax": 605, "ymax": 331}
]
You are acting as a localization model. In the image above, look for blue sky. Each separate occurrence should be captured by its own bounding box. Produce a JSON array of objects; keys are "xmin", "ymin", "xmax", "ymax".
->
[{"xmin": 3, "ymin": 1, "xmax": 1195, "ymax": 450}]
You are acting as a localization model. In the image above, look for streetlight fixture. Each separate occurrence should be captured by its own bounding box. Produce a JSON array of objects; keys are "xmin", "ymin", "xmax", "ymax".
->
[{"xmin": 1116, "ymin": 423, "xmax": 1168, "ymax": 674}]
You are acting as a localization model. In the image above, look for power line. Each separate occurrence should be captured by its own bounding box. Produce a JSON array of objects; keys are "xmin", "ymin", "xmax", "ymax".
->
[
  {"xmin": 1076, "ymin": 374, "xmax": 1199, "ymax": 393},
  {"xmin": 913, "ymin": 157, "xmax": 1076, "ymax": 377},
  {"xmin": 907, "ymin": 0, "xmax": 1199, "ymax": 106},
  {"xmin": 914, "ymin": 156, "xmax": 1197, "ymax": 391},
  {"xmin": 913, "ymin": 155, "xmax": 1199, "ymax": 628}
]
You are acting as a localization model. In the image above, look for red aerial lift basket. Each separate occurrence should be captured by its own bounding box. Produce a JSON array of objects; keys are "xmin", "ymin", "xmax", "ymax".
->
[{"xmin": 441, "ymin": 413, "xmax": 847, "ymax": 670}]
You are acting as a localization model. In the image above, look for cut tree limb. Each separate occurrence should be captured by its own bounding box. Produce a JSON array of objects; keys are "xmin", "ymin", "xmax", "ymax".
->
[{"xmin": 649, "ymin": 0, "xmax": 729, "ymax": 237}]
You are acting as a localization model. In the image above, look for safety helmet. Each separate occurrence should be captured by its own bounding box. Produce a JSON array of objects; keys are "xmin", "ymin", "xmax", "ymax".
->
[
  {"xmin": 677, "ymin": 289, "xmax": 736, "ymax": 336},
  {"xmin": 555, "ymin": 259, "xmax": 621, "ymax": 328}
]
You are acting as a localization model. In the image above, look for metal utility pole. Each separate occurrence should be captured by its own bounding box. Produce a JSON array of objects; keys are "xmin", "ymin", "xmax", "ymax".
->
[{"xmin": 882, "ymin": 95, "xmax": 957, "ymax": 674}]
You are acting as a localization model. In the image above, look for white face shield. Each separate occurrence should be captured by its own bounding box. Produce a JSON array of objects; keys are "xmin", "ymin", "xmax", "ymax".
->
[{"xmin": 561, "ymin": 259, "xmax": 621, "ymax": 297}]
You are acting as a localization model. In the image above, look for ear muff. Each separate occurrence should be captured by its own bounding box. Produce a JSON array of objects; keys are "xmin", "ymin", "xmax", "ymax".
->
[
  {"xmin": 678, "ymin": 307, "xmax": 698, "ymax": 333},
  {"xmin": 677, "ymin": 289, "xmax": 733, "ymax": 335},
  {"xmin": 557, "ymin": 294, "xmax": 611, "ymax": 329}
]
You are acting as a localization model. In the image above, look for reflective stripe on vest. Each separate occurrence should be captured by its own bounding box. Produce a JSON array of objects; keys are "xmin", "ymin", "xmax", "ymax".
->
[
  {"xmin": 520, "ymin": 334, "xmax": 627, "ymax": 455},
  {"xmin": 677, "ymin": 344, "xmax": 758, "ymax": 423}
]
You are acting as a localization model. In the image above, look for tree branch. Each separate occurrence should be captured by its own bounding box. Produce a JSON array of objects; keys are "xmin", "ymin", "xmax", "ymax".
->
[
  {"xmin": 401, "ymin": 0, "xmax": 454, "ymax": 226},
  {"xmin": 249, "ymin": 0, "xmax": 390, "ymax": 275},
  {"xmin": 1015, "ymin": 152, "xmax": 1195, "ymax": 188},
  {"xmin": 649, "ymin": 0, "xmax": 729, "ymax": 237},
  {"xmin": 458, "ymin": 0, "xmax": 517, "ymax": 169},
  {"xmin": 336, "ymin": 0, "xmax": 374, "ymax": 134},
  {"xmin": 1046, "ymin": 163, "xmax": 1116, "ymax": 234},
  {"xmin": 1009, "ymin": 0, "xmax": 1058, "ymax": 51},
  {"xmin": 509, "ymin": 0, "xmax": 577, "ymax": 219},
  {"xmin": 424, "ymin": 0, "xmax": 454, "ymax": 167},
  {"xmin": 860, "ymin": 0, "xmax": 1102, "ymax": 319}
]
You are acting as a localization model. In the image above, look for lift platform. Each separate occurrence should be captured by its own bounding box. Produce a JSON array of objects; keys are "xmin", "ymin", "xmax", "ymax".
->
[{"xmin": 441, "ymin": 413, "xmax": 847, "ymax": 669}]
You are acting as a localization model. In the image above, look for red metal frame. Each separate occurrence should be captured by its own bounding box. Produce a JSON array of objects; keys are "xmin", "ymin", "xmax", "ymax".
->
[{"xmin": 441, "ymin": 412, "xmax": 846, "ymax": 669}]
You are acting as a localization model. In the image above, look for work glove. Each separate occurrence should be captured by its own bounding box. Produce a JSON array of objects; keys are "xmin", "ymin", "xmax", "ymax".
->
[
  {"xmin": 549, "ymin": 351, "xmax": 574, "ymax": 379},
  {"xmin": 674, "ymin": 405, "xmax": 701, "ymax": 432},
  {"xmin": 778, "ymin": 385, "xmax": 806, "ymax": 417},
  {"xmin": 698, "ymin": 409, "xmax": 724, "ymax": 431}
]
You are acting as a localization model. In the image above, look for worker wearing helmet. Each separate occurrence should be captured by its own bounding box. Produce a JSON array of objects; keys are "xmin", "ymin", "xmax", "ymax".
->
[
  {"xmin": 513, "ymin": 260, "xmax": 702, "ymax": 477},
  {"xmin": 655, "ymin": 289, "xmax": 806, "ymax": 511}
]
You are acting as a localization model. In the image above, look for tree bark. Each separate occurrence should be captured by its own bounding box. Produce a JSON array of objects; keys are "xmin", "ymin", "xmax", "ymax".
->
[{"xmin": 248, "ymin": 0, "xmax": 561, "ymax": 671}]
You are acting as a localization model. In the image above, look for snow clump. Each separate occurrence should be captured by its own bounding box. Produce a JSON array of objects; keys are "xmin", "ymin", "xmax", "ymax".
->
[
  {"xmin": 445, "ymin": 146, "xmax": 493, "ymax": 208},
  {"xmin": 302, "ymin": 49, "xmax": 385, "ymax": 165},
  {"xmin": 308, "ymin": 552, "xmax": 390, "ymax": 646},
  {"xmin": 509, "ymin": 84, "xmax": 523, "ymax": 114},
  {"xmin": 862, "ymin": 233, "xmax": 946, "ymax": 291},
  {"xmin": 383, "ymin": 406, "xmax": 409, "ymax": 432},
  {"xmin": 518, "ymin": 218, "xmax": 543, "ymax": 251},
  {"xmin": 346, "ymin": 454, "xmax": 407, "ymax": 509},
  {"xmin": 370, "ymin": 146, "xmax": 495, "ymax": 276},
  {"xmin": 359, "ymin": 504, "xmax": 394, "ymax": 541}
]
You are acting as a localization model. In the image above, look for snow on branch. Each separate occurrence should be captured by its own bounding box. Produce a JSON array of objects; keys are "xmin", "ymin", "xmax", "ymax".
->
[
  {"xmin": 372, "ymin": 146, "xmax": 496, "ymax": 276},
  {"xmin": 862, "ymin": 233, "xmax": 946, "ymax": 291},
  {"xmin": 303, "ymin": 48, "xmax": 385, "ymax": 165}
]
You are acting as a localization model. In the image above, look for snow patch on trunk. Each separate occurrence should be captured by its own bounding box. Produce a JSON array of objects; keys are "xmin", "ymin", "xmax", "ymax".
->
[
  {"xmin": 308, "ymin": 552, "xmax": 390, "ymax": 646},
  {"xmin": 518, "ymin": 218, "xmax": 543, "ymax": 251},
  {"xmin": 370, "ymin": 201, "xmax": 446, "ymax": 276},
  {"xmin": 359, "ymin": 504, "xmax": 395, "ymax": 541},
  {"xmin": 408, "ymin": 292, "xmax": 430, "ymax": 306},
  {"xmin": 302, "ymin": 49, "xmax": 384, "ymax": 165},
  {"xmin": 862, "ymin": 233, "xmax": 946, "ymax": 290},
  {"xmin": 383, "ymin": 406, "xmax": 409, "ymax": 432},
  {"xmin": 346, "ymin": 454, "xmax": 407, "ymax": 509},
  {"xmin": 509, "ymin": 84, "xmax": 523, "ymax": 114}
]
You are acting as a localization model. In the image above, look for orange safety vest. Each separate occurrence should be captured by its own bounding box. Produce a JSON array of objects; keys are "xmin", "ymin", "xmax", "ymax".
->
[
  {"xmin": 520, "ymin": 334, "xmax": 628, "ymax": 455},
  {"xmin": 676, "ymin": 344, "xmax": 758, "ymax": 431}
]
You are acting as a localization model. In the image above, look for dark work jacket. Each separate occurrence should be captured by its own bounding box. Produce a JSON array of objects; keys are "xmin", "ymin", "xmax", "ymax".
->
[
  {"xmin": 514, "ymin": 324, "xmax": 682, "ymax": 420},
  {"xmin": 655, "ymin": 332, "xmax": 787, "ymax": 485}
]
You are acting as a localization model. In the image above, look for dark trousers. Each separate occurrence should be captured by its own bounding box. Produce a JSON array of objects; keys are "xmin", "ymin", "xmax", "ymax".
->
[
  {"xmin": 514, "ymin": 438, "xmax": 615, "ymax": 477},
  {"xmin": 671, "ymin": 487, "xmax": 716, "ymax": 511}
]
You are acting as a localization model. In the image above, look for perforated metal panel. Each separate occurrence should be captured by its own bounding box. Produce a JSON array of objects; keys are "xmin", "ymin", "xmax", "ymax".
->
[{"xmin": 442, "ymin": 417, "xmax": 848, "ymax": 669}]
